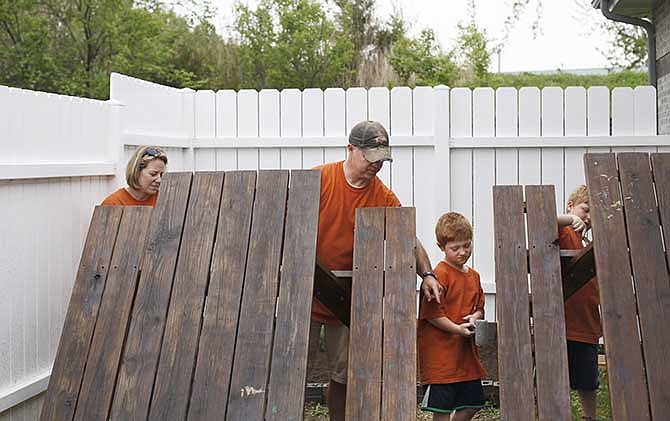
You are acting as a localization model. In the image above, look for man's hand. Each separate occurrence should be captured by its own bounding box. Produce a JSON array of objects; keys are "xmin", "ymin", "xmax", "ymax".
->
[{"xmin": 421, "ymin": 275, "xmax": 443, "ymax": 304}]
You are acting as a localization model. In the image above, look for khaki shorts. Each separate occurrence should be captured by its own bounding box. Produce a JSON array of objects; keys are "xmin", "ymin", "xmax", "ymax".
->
[{"xmin": 308, "ymin": 320, "xmax": 349, "ymax": 384}]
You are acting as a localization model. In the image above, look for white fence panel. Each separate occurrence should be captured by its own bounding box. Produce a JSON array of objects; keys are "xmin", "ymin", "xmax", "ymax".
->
[
  {"xmin": 324, "ymin": 88, "xmax": 346, "ymax": 163},
  {"xmin": 111, "ymin": 73, "xmax": 185, "ymax": 138},
  {"xmin": 216, "ymin": 90, "xmax": 238, "ymax": 170},
  {"xmin": 588, "ymin": 86, "xmax": 610, "ymax": 137},
  {"xmin": 237, "ymin": 90, "xmax": 259, "ymax": 169},
  {"xmin": 194, "ymin": 90, "xmax": 216, "ymax": 171},
  {"xmin": 368, "ymin": 87, "xmax": 391, "ymax": 186},
  {"xmin": 495, "ymin": 87, "xmax": 518, "ymax": 185},
  {"xmin": 259, "ymin": 89, "xmax": 281, "ymax": 169},
  {"xmin": 414, "ymin": 87, "xmax": 439, "ymax": 269},
  {"xmin": 472, "ymin": 88, "xmax": 496, "ymax": 283},
  {"xmin": 518, "ymin": 87, "xmax": 542, "ymax": 185},
  {"xmin": 389, "ymin": 87, "xmax": 412, "ymax": 205},
  {"xmin": 302, "ymin": 89, "xmax": 325, "ymax": 169},
  {"xmin": 564, "ymin": 87, "xmax": 588, "ymax": 203},
  {"xmin": 281, "ymin": 89, "xmax": 302, "ymax": 169},
  {"xmin": 541, "ymin": 87, "xmax": 565, "ymax": 212}
]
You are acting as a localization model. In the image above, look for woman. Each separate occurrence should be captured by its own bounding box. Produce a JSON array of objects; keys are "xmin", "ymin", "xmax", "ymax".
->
[{"xmin": 102, "ymin": 146, "xmax": 167, "ymax": 207}]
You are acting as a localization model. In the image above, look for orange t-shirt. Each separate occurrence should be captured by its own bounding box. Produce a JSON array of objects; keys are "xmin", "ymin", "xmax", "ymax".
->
[
  {"xmin": 312, "ymin": 161, "xmax": 401, "ymax": 323},
  {"xmin": 561, "ymin": 226, "xmax": 602, "ymax": 344},
  {"xmin": 417, "ymin": 262, "xmax": 486, "ymax": 385},
  {"xmin": 101, "ymin": 188, "xmax": 157, "ymax": 207}
]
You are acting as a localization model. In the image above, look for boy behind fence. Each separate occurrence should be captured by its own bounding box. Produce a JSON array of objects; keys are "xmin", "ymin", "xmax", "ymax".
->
[
  {"xmin": 557, "ymin": 185, "xmax": 603, "ymax": 421},
  {"xmin": 418, "ymin": 212, "xmax": 486, "ymax": 421}
]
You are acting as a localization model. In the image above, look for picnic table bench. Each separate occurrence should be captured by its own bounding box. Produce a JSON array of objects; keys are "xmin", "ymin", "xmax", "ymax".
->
[
  {"xmin": 491, "ymin": 152, "xmax": 670, "ymax": 420},
  {"xmin": 39, "ymin": 169, "xmax": 418, "ymax": 421}
]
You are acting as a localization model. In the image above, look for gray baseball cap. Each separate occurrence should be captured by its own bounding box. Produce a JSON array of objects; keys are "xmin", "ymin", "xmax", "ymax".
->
[{"xmin": 348, "ymin": 121, "xmax": 393, "ymax": 162}]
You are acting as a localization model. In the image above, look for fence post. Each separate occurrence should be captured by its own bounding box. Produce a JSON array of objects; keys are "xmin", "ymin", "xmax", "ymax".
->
[
  {"xmin": 433, "ymin": 85, "xmax": 451, "ymax": 214},
  {"xmin": 106, "ymin": 98, "xmax": 126, "ymax": 187},
  {"xmin": 182, "ymin": 88, "xmax": 196, "ymax": 171}
]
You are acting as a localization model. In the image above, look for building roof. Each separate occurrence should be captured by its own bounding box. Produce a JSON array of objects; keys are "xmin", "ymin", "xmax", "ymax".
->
[{"xmin": 592, "ymin": 0, "xmax": 658, "ymax": 18}]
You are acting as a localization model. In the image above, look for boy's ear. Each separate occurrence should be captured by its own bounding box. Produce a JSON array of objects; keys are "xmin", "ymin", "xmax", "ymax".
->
[{"xmin": 437, "ymin": 242, "xmax": 444, "ymax": 251}]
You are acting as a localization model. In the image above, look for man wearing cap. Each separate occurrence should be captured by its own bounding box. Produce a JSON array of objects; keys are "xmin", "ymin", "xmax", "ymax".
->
[{"xmin": 309, "ymin": 120, "xmax": 442, "ymax": 420}]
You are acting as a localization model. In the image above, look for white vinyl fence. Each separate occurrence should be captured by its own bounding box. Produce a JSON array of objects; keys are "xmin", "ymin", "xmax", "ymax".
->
[{"xmin": 1, "ymin": 72, "xmax": 669, "ymax": 417}]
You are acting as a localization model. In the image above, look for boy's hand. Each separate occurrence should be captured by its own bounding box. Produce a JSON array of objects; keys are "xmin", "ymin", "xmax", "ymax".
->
[
  {"xmin": 463, "ymin": 313, "xmax": 480, "ymax": 326},
  {"xmin": 458, "ymin": 322, "xmax": 475, "ymax": 337},
  {"xmin": 569, "ymin": 214, "xmax": 587, "ymax": 233}
]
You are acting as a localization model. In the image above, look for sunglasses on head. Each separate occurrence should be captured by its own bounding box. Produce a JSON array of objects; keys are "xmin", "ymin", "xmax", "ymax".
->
[{"xmin": 141, "ymin": 147, "xmax": 166, "ymax": 160}]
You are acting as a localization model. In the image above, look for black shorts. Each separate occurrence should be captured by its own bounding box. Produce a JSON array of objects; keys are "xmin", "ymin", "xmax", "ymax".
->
[
  {"xmin": 420, "ymin": 380, "xmax": 485, "ymax": 413},
  {"xmin": 567, "ymin": 340, "xmax": 600, "ymax": 391}
]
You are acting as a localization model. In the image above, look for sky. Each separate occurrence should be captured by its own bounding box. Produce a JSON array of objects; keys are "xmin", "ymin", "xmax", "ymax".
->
[{"xmin": 209, "ymin": 0, "xmax": 617, "ymax": 73}]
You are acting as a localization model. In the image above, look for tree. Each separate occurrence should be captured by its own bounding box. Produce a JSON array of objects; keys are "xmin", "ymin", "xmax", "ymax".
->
[
  {"xmin": 0, "ymin": 0, "xmax": 61, "ymax": 92},
  {"xmin": 235, "ymin": 0, "xmax": 355, "ymax": 90},
  {"xmin": 455, "ymin": 1, "xmax": 491, "ymax": 83},
  {"xmin": 0, "ymin": 0, "xmax": 235, "ymax": 98},
  {"xmin": 389, "ymin": 29, "xmax": 458, "ymax": 86},
  {"xmin": 603, "ymin": 22, "xmax": 647, "ymax": 69},
  {"xmin": 333, "ymin": 0, "xmax": 406, "ymax": 86}
]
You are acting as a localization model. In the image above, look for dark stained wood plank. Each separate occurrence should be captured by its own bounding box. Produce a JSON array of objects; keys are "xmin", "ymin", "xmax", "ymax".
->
[
  {"xmin": 346, "ymin": 207, "xmax": 385, "ymax": 420},
  {"xmin": 492, "ymin": 185, "xmax": 535, "ymax": 421},
  {"xmin": 475, "ymin": 320, "xmax": 498, "ymax": 381},
  {"xmin": 40, "ymin": 206, "xmax": 123, "ymax": 421},
  {"xmin": 584, "ymin": 153, "xmax": 651, "ymax": 421},
  {"xmin": 313, "ymin": 263, "xmax": 351, "ymax": 327},
  {"xmin": 73, "ymin": 206, "xmax": 152, "ymax": 421},
  {"xmin": 617, "ymin": 153, "xmax": 670, "ymax": 420},
  {"xmin": 225, "ymin": 170, "xmax": 289, "ymax": 420},
  {"xmin": 109, "ymin": 172, "xmax": 193, "ymax": 421},
  {"xmin": 265, "ymin": 170, "xmax": 321, "ymax": 420},
  {"xmin": 187, "ymin": 171, "xmax": 256, "ymax": 421},
  {"xmin": 651, "ymin": 153, "xmax": 670, "ymax": 268},
  {"xmin": 381, "ymin": 207, "xmax": 416, "ymax": 421},
  {"xmin": 525, "ymin": 185, "xmax": 571, "ymax": 421},
  {"xmin": 561, "ymin": 244, "xmax": 596, "ymax": 300},
  {"xmin": 148, "ymin": 172, "xmax": 224, "ymax": 421}
]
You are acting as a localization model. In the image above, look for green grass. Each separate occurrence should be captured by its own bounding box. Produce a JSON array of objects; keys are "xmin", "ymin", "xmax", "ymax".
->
[
  {"xmin": 570, "ymin": 369, "xmax": 612, "ymax": 421},
  {"xmin": 304, "ymin": 370, "xmax": 611, "ymax": 420}
]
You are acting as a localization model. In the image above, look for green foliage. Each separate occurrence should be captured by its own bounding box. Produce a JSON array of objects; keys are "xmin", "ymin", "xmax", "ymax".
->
[
  {"xmin": 389, "ymin": 29, "xmax": 459, "ymax": 87},
  {"xmin": 0, "ymin": 0, "xmax": 235, "ymax": 98},
  {"xmin": 604, "ymin": 22, "xmax": 647, "ymax": 70},
  {"xmin": 480, "ymin": 70, "xmax": 647, "ymax": 90},
  {"xmin": 455, "ymin": 1, "xmax": 491, "ymax": 84},
  {"xmin": 235, "ymin": 0, "xmax": 355, "ymax": 90},
  {"xmin": 0, "ymin": 0, "xmax": 652, "ymax": 98},
  {"xmin": 0, "ymin": 0, "xmax": 61, "ymax": 92}
]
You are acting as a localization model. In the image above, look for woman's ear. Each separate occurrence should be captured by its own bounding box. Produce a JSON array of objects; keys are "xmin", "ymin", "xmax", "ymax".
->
[{"xmin": 566, "ymin": 200, "xmax": 574, "ymax": 212}]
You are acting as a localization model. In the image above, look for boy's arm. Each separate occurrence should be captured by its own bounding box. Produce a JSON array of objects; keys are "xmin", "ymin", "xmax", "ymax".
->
[
  {"xmin": 558, "ymin": 214, "xmax": 587, "ymax": 232},
  {"xmin": 462, "ymin": 310, "xmax": 484, "ymax": 326},
  {"xmin": 427, "ymin": 316, "xmax": 475, "ymax": 337}
]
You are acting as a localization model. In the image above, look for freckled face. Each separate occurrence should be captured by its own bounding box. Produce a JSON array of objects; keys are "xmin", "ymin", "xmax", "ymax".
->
[
  {"xmin": 441, "ymin": 239, "xmax": 472, "ymax": 268},
  {"xmin": 568, "ymin": 202, "xmax": 590, "ymax": 229}
]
